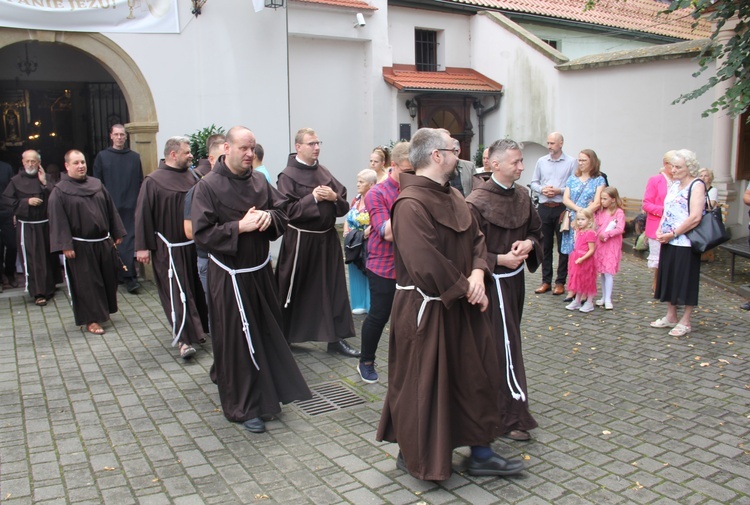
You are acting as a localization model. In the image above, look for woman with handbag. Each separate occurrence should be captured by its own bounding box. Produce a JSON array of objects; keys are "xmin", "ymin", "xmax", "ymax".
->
[
  {"xmin": 650, "ymin": 150, "xmax": 705, "ymax": 337},
  {"xmin": 344, "ymin": 169, "xmax": 377, "ymax": 314},
  {"xmin": 561, "ymin": 149, "xmax": 606, "ymax": 301}
]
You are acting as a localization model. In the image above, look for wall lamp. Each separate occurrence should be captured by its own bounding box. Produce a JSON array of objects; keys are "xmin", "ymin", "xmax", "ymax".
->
[{"xmin": 405, "ymin": 99, "xmax": 418, "ymax": 119}]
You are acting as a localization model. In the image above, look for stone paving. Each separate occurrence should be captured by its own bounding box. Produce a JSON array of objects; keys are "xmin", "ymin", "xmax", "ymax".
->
[{"xmin": 1, "ymin": 251, "xmax": 748, "ymax": 504}]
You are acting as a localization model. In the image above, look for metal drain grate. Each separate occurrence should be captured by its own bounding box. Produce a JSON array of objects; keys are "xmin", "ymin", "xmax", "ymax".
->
[{"xmin": 294, "ymin": 381, "xmax": 367, "ymax": 416}]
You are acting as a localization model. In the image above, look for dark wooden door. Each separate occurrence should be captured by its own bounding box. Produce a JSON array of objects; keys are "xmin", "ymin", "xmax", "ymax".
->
[{"xmin": 417, "ymin": 94, "xmax": 475, "ymax": 161}]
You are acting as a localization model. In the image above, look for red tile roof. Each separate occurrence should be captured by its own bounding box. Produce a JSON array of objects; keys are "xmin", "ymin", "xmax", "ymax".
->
[
  {"xmin": 383, "ymin": 65, "xmax": 504, "ymax": 93},
  {"xmin": 445, "ymin": 0, "xmax": 710, "ymax": 40},
  {"xmin": 291, "ymin": 0, "xmax": 377, "ymax": 10}
]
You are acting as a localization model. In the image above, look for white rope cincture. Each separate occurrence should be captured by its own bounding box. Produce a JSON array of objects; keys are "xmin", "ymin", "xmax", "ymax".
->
[
  {"xmin": 18, "ymin": 219, "xmax": 49, "ymax": 293},
  {"xmin": 62, "ymin": 234, "xmax": 111, "ymax": 308},
  {"xmin": 208, "ymin": 253, "xmax": 271, "ymax": 371},
  {"xmin": 395, "ymin": 284, "xmax": 441, "ymax": 327},
  {"xmin": 156, "ymin": 232, "xmax": 195, "ymax": 347},
  {"xmin": 283, "ymin": 224, "xmax": 331, "ymax": 308},
  {"xmin": 492, "ymin": 264, "xmax": 526, "ymax": 401}
]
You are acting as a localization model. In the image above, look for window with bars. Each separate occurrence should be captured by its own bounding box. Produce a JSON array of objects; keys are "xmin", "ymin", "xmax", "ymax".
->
[{"xmin": 415, "ymin": 29, "xmax": 438, "ymax": 71}]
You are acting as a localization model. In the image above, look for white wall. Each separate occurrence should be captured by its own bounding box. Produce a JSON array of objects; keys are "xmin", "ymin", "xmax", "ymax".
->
[{"xmin": 557, "ymin": 58, "xmax": 714, "ymax": 200}]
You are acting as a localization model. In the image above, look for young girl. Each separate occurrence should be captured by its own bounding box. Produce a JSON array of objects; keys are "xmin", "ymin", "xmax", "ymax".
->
[
  {"xmin": 594, "ymin": 187, "xmax": 626, "ymax": 309},
  {"xmin": 566, "ymin": 208, "xmax": 598, "ymax": 313}
]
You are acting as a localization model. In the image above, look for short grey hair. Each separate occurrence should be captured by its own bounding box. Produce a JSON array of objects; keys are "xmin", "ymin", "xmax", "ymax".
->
[
  {"xmin": 409, "ymin": 128, "xmax": 445, "ymax": 170},
  {"xmin": 488, "ymin": 139, "xmax": 522, "ymax": 162},
  {"xmin": 164, "ymin": 136, "xmax": 190, "ymax": 157},
  {"xmin": 358, "ymin": 169, "xmax": 378, "ymax": 185}
]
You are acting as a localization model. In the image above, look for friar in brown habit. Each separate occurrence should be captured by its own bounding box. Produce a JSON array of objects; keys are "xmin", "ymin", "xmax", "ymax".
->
[
  {"xmin": 466, "ymin": 139, "xmax": 542, "ymax": 443},
  {"xmin": 2, "ymin": 149, "xmax": 56, "ymax": 305},
  {"xmin": 49, "ymin": 150, "xmax": 126, "ymax": 336},
  {"xmin": 191, "ymin": 126, "xmax": 311, "ymax": 434},
  {"xmin": 375, "ymin": 128, "xmax": 524, "ymax": 481},
  {"xmin": 135, "ymin": 136, "xmax": 208, "ymax": 360},
  {"xmin": 275, "ymin": 127, "xmax": 359, "ymax": 358}
]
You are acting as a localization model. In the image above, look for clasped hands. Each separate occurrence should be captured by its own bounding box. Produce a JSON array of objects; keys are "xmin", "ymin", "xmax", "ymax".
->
[
  {"xmin": 239, "ymin": 207, "xmax": 272, "ymax": 233},
  {"xmin": 497, "ymin": 240, "xmax": 532, "ymax": 269},
  {"xmin": 313, "ymin": 185, "xmax": 337, "ymax": 202}
]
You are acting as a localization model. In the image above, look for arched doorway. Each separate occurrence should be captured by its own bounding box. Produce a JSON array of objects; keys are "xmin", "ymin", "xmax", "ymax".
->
[
  {"xmin": 0, "ymin": 29, "xmax": 158, "ymax": 175},
  {"xmin": 417, "ymin": 94, "xmax": 475, "ymax": 161}
]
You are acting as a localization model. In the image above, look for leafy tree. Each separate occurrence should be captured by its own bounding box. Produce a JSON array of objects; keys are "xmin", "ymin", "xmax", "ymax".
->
[
  {"xmin": 186, "ymin": 124, "xmax": 225, "ymax": 162},
  {"xmin": 585, "ymin": 1, "xmax": 750, "ymax": 120}
]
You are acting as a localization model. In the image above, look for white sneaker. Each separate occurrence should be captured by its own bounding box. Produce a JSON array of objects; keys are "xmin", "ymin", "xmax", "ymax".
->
[
  {"xmin": 604, "ymin": 302, "xmax": 614, "ymax": 310},
  {"xmin": 595, "ymin": 299, "xmax": 604, "ymax": 306},
  {"xmin": 352, "ymin": 308, "xmax": 368, "ymax": 315},
  {"xmin": 565, "ymin": 301, "xmax": 582, "ymax": 310},
  {"xmin": 579, "ymin": 302, "xmax": 595, "ymax": 313}
]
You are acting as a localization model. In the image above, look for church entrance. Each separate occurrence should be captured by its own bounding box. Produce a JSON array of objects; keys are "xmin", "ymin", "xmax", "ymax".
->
[{"xmin": 416, "ymin": 94, "xmax": 475, "ymax": 161}]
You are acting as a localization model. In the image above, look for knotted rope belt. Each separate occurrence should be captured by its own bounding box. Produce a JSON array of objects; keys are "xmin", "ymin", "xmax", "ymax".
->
[
  {"xmin": 62, "ymin": 234, "xmax": 112, "ymax": 308},
  {"xmin": 492, "ymin": 264, "xmax": 526, "ymax": 401},
  {"xmin": 283, "ymin": 224, "xmax": 331, "ymax": 308},
  {"xmin": 156, "ymin": 232, "xmax": 195, "ymax": 347},
  {"xmin": 209, "ymin": 253, "xmax": 271, "ymax": 371},
  {"xmin": 18, "ymin": 219, "xmax": 49, "ymax": 293},
  {"xmin": 395, "ymin": 284, "xmax": 441, "ymax": 327}
]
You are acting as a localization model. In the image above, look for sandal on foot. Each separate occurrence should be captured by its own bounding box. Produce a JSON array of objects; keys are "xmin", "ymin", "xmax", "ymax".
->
[
  {"xmin": 650, "ymin": 317, "xmax": 677, "ymax": 328},
  {"xmin": 668, "ymin": 324, "xmax": 691, "ymax": 337},
  {"xmin": 35, "ymin": 297, "xmax": 47, "ymax": 306},
  {"xmin": 179, "ymin": 343, "xmax": 196, "ymax": 360},
  {"xmin": 86, "ymin": 322, "xmax": 105, "ymax": 335},
  {"xmin": 503, "ymin": 430, "xmax": 532, "ymax": 441}
]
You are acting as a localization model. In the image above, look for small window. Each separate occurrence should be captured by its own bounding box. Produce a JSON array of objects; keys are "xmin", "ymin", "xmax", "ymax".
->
[
  {"xmin": 541, "ymin": 39, "xmax": 559, "ymax": 51},
  {"xmin": 415, "ymin": 29, "xmax": 438, "ymax": 72}
]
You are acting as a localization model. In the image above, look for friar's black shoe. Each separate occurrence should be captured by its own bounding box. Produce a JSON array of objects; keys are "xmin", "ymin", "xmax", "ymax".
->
[
  {"xmin": 467, "ymin": 452, "xmax": 524, "ymax": 477},
  {"xmin": 242, "ymin": 417, "xmax": 266, "ymax": 434},
  {"xmin": 741, "ymin": 300, "xmax": 750, "ymax": 311},
  {"xmin": 126, "ymin": 279, "xmax": 141, "ymax": 293},
  {"xmin": 327, "ymin": 339, "xmax": 361, "ymax": 358}
]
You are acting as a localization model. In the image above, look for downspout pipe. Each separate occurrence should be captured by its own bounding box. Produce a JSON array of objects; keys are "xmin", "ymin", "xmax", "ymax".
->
[{"xmin": 474, "ymin": 93, "xmax": 502, "ymax": 147}]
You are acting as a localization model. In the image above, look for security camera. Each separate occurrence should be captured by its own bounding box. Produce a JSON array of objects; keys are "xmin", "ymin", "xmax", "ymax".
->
[{"xmin": 354, "ymin": 13, "xmax": 365, "ymax": 27}]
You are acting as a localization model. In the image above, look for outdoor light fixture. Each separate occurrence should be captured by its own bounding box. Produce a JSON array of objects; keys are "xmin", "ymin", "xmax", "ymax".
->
[
  {"xmin": 17, "ymin": 43, "xmax": 37, "ymax": 77},
  {"xmin": 265, "ymin": 0, "xmax": 284, "ymax": 9},
  {"xmin": 405, "ymin": 99, "xmax": 418, "ymax": 119},
  {"xmin": 192, "ymin": 0, "xmax": 207, "ymax": 16}
]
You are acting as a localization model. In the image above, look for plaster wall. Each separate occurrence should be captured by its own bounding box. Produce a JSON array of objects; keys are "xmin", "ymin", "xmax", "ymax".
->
[{"xmin": 557, "ymin": 58, "xmax": 714, "ymax": 201}]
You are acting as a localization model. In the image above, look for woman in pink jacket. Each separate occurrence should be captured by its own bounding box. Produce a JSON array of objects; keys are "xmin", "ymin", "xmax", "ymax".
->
[{"xmin": 642, "ymin": 151, "xmax": 675, "ymax": 293}]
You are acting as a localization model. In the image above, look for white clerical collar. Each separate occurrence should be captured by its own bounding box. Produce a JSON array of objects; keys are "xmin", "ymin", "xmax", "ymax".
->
[
  {"xmin": 295, "ymin": 156, "xmax": 317, "ymax": 167},
  {"xmin": 492, "ymin": 174, "xmax": 514, "ymax": 190}
]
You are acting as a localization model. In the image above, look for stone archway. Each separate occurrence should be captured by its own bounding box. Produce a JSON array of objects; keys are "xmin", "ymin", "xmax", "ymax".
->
[{"xmin": 0, "ymin": 28, "xmax": 159, "ymax": 175}]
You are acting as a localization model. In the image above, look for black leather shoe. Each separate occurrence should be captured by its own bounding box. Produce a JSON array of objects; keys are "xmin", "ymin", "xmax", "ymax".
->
[
  {"xmin": 467, "ymin": 452, "xmax": 524, "ymax": 476},
  {"xmin": 741, "ymin": 301, "xmax": 750, "ymax": 311},
  {"xmin": 242, "ymin": 417, "xmax": 266, "ymax": 433},
  {"xmin": 327, "ymin": 339, "xmax": 361, "ymax": 358},
  {"xmin": 126, "ymin": 279, "xmax": 141, "ymax": 294}
]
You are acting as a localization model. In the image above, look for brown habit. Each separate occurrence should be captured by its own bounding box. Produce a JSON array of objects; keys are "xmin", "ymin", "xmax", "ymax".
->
[
  {"xmin": 135, "ymin": 161, "xmax": 208, "ymax": 345},
  {"xmin": 191, "ymin": 160, "xmax": 311, "ymax": 422},
  {"xmin": 49, "ymin": 174, "xmax": 126, "ymax": 326},
  {"xmin": 275, "ymin": 155, "xmax": 355, "ymax": 343},
  {"xmin": 375, "ymin": 174, "xmax": 503, "ymax": 481},
  {"xmin": 2, "ymin": 171, "xmax": 56, "ymax": 299},
  {"xmin": 466, "ymin": 174, "xmax": 542, "ymax": 434}
]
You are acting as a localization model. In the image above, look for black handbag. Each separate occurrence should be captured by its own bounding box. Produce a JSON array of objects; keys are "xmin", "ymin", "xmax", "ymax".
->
[
  {"xmin": 685, "ymin": 180, "xmax": 730, "ymax": 253},
  {"xmin": 344, "ymin": 229, "xmax": 367, "ymax": 272}
]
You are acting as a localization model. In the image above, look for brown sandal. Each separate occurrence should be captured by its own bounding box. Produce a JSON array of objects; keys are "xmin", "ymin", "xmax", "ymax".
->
[
  {"xmin": 86, "ymin": 322, "xmax": 105, "ymax": 335},
  {"xmin": 35, "ymin": 297, "xmax": 47, "ymax": 306}
]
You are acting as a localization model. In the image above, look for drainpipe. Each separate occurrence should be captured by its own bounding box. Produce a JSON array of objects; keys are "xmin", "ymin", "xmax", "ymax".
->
[{"xmin": 474, "ymin": 93, "xmax": 502, "ymax": 147}]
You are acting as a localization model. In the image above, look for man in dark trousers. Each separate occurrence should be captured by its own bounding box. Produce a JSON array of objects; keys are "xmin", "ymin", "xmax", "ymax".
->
[
  {"xmin": 2, "ymin": 150, "xmax": 56, "ymax": 306},
  {"xmin": 93, "ymin": 124, "xmax": 143, "ymax": 293},
  {"xmin": 275, "ymin": 127, "xmax": 359, "ymax": 357},
  {"xmin": 135, "ymin": 136, "xmax": 209, "ymax": 360},
  {"xmin": 49, "ymin": 150, "xmax": 126, "ymax": 335},
  {"xmin": 376, "ymin": 127, "xmax": 523, "ymax": 481},
  {"xmin": 191, "ymin": 126, "xmax": 311, "ymax": 434},
  {"xmin": 0, "ymin": 159, "xmax": 18, "ymax": 291},
  {"xmin": 467, "ymin": 138, "xmax": 542, "ymax": 442}
]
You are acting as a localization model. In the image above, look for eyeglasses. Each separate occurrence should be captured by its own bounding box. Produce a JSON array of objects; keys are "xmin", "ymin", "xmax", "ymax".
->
[
  {"xmin": 304, "ymin": 141, "xmax": 322, "ymax": 147},
  {"xmin": 436, "ymin": 148, "xmax": 459, "ymax": 155}
]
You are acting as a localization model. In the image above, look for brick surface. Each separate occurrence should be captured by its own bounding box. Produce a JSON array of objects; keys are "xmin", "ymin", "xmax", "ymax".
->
[{"xmin": 1, "ymin": 252, "xmax": 749, "ymax": 503}]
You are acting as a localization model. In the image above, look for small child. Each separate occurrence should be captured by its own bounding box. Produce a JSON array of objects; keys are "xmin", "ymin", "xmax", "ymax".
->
[
  {"xmin": 594, "ymin": 187, "xmax": 625, "ymax": 310},
  {"xmin": 566, "ymin": 208, "xmax": 598, "ymax": 313}
]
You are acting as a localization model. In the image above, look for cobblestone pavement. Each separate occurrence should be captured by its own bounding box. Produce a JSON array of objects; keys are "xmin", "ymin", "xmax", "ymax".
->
[{"xmin": 1, "ymin": 251, "xmax": 748, "ymax": 504}]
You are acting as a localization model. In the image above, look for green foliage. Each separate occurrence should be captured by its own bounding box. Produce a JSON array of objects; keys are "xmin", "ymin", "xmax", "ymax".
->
[
  {"xmin": 473, "ymin": 144, "xmax": 485, "ymax": 168},
  {"xmin": 584, "ymin": 0, "xmax": 750, "ymax": 120},
  {"xmin": 186, "ymin": 124, "xmax": 225, "ymax": 162}
]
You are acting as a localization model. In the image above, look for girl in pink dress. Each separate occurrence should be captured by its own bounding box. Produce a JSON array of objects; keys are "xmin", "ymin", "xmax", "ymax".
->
[
  {"xmin": 566, "ymin": 209, "xmax": 597, "ymax": 313},
  {"xmin": 594, "ymin": 187, "xmax": 626, "ymax": 310}
]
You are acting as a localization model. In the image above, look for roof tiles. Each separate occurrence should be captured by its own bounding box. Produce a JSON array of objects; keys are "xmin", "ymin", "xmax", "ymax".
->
[
  {"xmin": 292, "ymin": 0, "xmax": 377, "ymax": 10},
  {"xmin": 448, "ymin": 0, "xmax": 710, "ymax": 40},
  {"xmin": 383, "ymin": 66, "xmax": 503, "ymax": 93}
]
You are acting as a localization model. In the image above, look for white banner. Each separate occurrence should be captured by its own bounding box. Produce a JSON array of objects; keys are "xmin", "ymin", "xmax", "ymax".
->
[{"xmin": 0, "ymin": 0, "xmax": 180, "ymax": 34}]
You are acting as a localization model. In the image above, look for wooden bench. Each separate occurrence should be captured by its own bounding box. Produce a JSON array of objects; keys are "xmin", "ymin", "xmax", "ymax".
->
[
  {"xmin": 719, "ymin": 237, "xmax": 750, "ymax": 281},
  {"xmin": 621, "ymin": 197, "xmax": 644, "ymax": 236}
]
